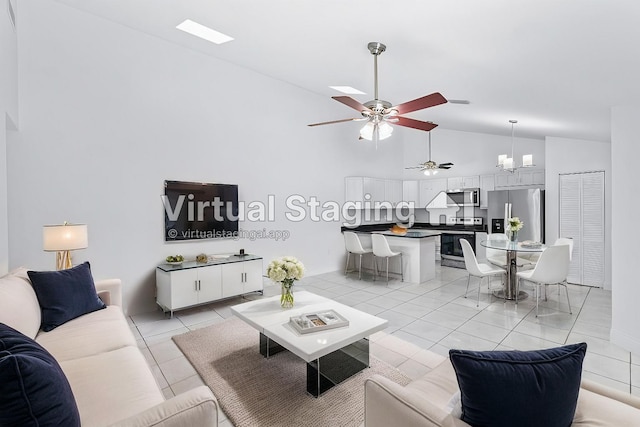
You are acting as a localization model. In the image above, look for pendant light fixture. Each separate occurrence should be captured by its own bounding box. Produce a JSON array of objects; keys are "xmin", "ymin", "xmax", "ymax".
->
[{"xmin": 496, "ymin": 120, "xmax": 534, "ymax": 172}]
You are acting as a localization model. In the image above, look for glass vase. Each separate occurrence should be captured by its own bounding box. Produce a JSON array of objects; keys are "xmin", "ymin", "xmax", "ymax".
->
[
  {"xmin": 509, "ymin": 230, "xmax": 518, "ymax": 242},
  {"xmin": 280, "ymin": 283, "xmax": 294, "ymax": 309}
]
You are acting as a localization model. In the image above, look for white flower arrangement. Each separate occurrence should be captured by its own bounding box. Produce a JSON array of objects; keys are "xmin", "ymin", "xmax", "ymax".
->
[
  {"xmin": 267, "ymin": 256, "xmax": 305, "ymax": 287},
  {"xmin": 507, "ymin": 217, "xmax": 524, "ymax": 232}
]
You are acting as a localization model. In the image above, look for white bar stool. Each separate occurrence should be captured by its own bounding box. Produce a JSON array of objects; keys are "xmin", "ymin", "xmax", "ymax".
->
[
  {"xmin": 371, "ymin": 234, "xmax": 403, "ymax": 284},
  {"xmin": 343, "ymin": 232, "xmax": 373, "ymax": 280}
]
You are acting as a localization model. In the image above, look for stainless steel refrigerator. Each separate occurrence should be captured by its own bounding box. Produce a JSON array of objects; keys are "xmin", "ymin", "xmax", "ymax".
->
[{"xmin": 487, "ymin": 189, "xmax": 545, "ymax": 242}]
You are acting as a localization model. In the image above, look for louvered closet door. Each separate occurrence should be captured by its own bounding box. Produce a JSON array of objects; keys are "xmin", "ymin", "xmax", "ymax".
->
[
  {"xmin": 581, "ymin": 172, "xmax": 605, "ymax": 286},
  {"xmin": 559, "ymin": 171, "xmax": 605, "ymax": 286},
  {"xmin": 559, "ymin": 175, "xmax": 582, "ymax": 284}
]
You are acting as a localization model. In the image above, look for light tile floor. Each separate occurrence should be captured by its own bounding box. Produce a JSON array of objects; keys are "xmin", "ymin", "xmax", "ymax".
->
[{"xmin": 129, "ymin": 264, "xmax": 637, "ymax": 426}]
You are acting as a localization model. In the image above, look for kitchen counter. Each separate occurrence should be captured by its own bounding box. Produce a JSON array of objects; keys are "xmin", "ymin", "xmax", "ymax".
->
[
  {"xmin": 376, "ymin": 230, "xmax": 441, "ymax": 238},
  {"xmin": 341, "ymin": 222, "xmax": 487, "ymax": 233},
  {"xmin": 347, "ymin": 229, "xmax": 439, "ymax": 284}
]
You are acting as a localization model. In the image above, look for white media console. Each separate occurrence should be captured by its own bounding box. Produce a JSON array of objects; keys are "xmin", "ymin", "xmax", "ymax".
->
[{"xmin": 156, "ymin": 254, "xmax": 263, "ymax": 316}]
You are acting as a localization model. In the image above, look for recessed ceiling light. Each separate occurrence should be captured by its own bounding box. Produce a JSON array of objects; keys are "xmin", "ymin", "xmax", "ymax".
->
[
  {"xmin": 329, "ymin": 86, "xmax": 366, "ymax": 95},
  {"xmin": 176, "ymin": 19, "xmax": 234, "ymax": 45}
]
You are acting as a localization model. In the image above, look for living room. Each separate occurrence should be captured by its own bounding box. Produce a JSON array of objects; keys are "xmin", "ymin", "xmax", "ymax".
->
[{"xmin": 2, "ymin": 1, "xmax": 640, "ymax": 426}]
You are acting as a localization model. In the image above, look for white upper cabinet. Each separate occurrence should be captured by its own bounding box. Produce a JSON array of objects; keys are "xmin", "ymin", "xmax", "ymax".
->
[
  {"xmin": 494, "ymin": 169, "xmax": 545, "ymax": 188},
  {"xmin": 345, "ymin": 177, "xmax": 365, "ymax": 203},
  {"xmin": 384, "ymin": 179, "xmax": 403, "ymax": 206},
  {"xmin": 420, "ymin": 178, "xmax": 448, "ymax": 209},
  {"xmin": 479, "ymin": 174, "xmax": 495, "ymax": 209},
  {"xmin": 447, "ymin": 175, "xmax": 479, "ymax": 190},
  {"xmin": 363, "ymin": 178, "xmax": 386, "ymax": 203},
  {"xmin": 403, "ymin": 180, "xmax": 419, "ymax": 206},
  {"xmin": 345, "ymin": 177, "xmax": 403, "ymax": 206}
]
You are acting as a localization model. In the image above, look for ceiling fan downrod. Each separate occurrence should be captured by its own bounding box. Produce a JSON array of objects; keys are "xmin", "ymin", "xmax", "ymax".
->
[{"xmin": 368, "ymin": 42, "xmax": 386, "ymax": 101}]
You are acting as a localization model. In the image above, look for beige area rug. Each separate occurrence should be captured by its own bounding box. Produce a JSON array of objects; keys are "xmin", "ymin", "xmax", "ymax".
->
[{"xmin": 172, "ymin": 317, "xmax": 411, "ymax": 427}]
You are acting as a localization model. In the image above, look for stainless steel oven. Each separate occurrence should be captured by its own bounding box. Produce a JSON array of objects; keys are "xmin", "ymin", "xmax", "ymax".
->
[{"xmin": 440, "ymin": 231, "xmax": 476, "ymax": 261}]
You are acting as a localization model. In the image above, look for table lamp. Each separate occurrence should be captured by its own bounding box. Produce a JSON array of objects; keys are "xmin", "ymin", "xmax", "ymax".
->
[{"xmin": 42, "ymin": 223, "xmax": 88, "ymax": 270}]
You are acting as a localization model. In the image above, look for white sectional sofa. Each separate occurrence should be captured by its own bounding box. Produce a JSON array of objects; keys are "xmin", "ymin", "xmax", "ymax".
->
[
  {"xmin": 365, "ymin": 357, "xmax": 640, "ymax": 426},
  {"xmin": 0, "ymin": 268, "xmax": 219, "ymax": 427}
]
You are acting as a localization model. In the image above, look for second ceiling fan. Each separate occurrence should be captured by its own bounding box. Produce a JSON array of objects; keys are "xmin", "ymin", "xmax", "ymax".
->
[
  {"xmin": 405, "ymin": 131, "xmax": 453, "ymax": 175},
  {"xmin": 308, "ymin": 42, "xmax": 448, "ymax": 142}
]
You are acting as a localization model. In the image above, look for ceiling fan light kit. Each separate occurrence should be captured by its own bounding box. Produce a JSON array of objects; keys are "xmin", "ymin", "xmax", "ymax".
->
[
  {"xmin": 496, "ymin": 120, "xmax": 535, "ymax": 173},
  {"xmin": 308, "ymin": 42, "xmax": 447, "ymax": 143}
]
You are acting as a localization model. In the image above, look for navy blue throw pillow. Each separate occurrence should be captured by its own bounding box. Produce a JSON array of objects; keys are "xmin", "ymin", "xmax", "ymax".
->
[
  {"xmin": 0, "ymin": 323, "xmax": 81, "ymax": 426},
  {"xmin": 28, "ymin": 261, "xmax": 106, "ymax": 332},
  {"xmin": 449, "ymin": 342, "xmax": 587, "ymax": 427}
]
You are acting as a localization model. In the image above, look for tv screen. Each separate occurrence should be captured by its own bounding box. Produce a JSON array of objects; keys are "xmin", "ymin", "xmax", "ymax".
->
[{"xmin": 163, "ymin": 180, "xmax": 239, "ymax": 241}]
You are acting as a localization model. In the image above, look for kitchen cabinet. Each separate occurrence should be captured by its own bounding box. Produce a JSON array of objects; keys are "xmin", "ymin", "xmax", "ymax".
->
[
  {"xmin": 345, "ymin": 177, "xmax": 403, "ymax": 206},
  {"xmin": 345, "ymin": 177, "xmax": 364, "ymax": 204},
  {"xmin": 402, "ymin": 180, "xmax": 419, "ymax": 206},
  {"xmin": 419, "ymin": 178, "xmax": 448, "ymax": 209},
  {"xmin": 495, "ymin": 169, "xmax": 545, "ymax": 188},
  {"xmin": 156, "ymin": 256, "xmax": 263, "ymax": 316},
  {"xmin": 384, "ymin": 180, "xmax": 403, "ymax": 206},
  {"xmin": 363, "ymin": 178, "xmax": 386, "ymax": 204},
  {"xmin": 479, "ymin": 174, "xmax": 495, "ymax": 209},
  {"xmin": 447, "ymin": 175, "xmax": 479, "ymax": 190}
]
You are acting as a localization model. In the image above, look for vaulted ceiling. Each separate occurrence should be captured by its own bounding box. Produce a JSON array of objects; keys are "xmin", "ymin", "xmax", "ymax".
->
[{"xmin": 52, "ymin": 0, "xmax": 640, "ymax": 141}]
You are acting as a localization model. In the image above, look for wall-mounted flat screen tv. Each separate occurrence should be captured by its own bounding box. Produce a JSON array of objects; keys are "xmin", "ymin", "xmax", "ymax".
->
[{"xmin": 163, "ymin": 180, "xmax": 239, "ymax": 241}]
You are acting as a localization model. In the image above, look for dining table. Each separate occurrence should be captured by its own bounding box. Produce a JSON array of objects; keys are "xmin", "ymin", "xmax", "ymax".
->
[{"xmin": 480, "ymin": 239, "xmax": 547, "ymax": 300}]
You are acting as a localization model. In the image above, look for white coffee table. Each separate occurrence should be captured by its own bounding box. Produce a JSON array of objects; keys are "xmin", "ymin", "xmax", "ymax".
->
[{"xmin": 231, "ymin": 291, "xmax": 388, "ymax": 397}]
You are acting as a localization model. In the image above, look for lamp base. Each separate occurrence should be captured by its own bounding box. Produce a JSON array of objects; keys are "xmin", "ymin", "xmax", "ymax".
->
[{"xmin": 56, "ymin": 251, "xmax": 73, "ymax": 270}]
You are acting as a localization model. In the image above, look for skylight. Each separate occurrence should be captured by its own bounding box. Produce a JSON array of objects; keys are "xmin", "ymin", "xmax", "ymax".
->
[
  {"xmin": 176, "ymin": 19, "xmax": 234, "ymax": 45},
  {"xmin": 329, "ymin": 86, "xmax": 366, "ymax": 95}
]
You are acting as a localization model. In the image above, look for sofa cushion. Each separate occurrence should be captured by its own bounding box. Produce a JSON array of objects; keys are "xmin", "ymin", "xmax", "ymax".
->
[
  {"xmin": 28, "ymin": 262, "xmax": 106, "ymax": 332},
  {"xmin": 0, "ymin": 271, "xmax": 41, "ymax": 339},
  {"xmin": 60, "ymin": 346, "xmax": 165, "ymax": 426},
  {"xmin": 0, "ymin": 323, "xmax": 81, "ymax": 427},
  {"xmin": 449, "ymin": 342, "xmax": 587, "ymax": 427},
  {"xmin": 36, "ymin": 305, "xmax": 136, "ymax": 362}
]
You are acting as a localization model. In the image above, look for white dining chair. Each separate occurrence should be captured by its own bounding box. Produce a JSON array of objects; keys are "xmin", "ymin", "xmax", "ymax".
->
[
  {"xmin": 461, "ymin": 238, "xmax": 506, "ymax": 307},
  {"xmin": 516, "ymin": 244, "xmax": 571, "ymax": 317},
  {"xmin": 371, "ymin": 234, "xmax": 403, "ymax": 284},
  {"xmin": 343, "ymin": 232, "xmax": 373, "ymax": 280},
  {"xmin": 539, "ymin": 237, "xmax": 574, "ymax": 300}
]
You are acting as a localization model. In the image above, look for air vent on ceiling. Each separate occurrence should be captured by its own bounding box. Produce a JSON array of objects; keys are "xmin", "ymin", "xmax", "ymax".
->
[{"xmin": 6, "ymin": 0, "xmax": 15, "ymax": 31}]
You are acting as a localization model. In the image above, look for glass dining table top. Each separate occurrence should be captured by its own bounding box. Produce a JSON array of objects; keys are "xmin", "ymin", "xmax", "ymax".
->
[{"xmin": 480, "ymin": 239, "xmax": 547, "ymax": 253}]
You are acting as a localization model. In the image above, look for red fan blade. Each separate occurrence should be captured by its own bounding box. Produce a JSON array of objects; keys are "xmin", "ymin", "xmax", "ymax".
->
[
  {"xmin": 394, "ymin": 117, "xmax": 438, "ymax": 132},
  {"xmin": 308, "ymin": 117, "xmax": 365, "ymax": 127},
  {"xmin": 332, "ymin": 96, "xmax": 372, "ymax": 113},
  {"xmin": 392, "ymin": 92, "xmax": 448, "ymax": 115}
]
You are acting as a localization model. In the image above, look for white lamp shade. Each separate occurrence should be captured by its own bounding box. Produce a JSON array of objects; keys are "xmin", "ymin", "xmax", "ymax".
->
[
  {"xmin": 503, "ymin": 157, "xmax": 514, "ymax": 169},
  {"xmin": 359, "ymin": 121, "xmax": 394, "ymax": 141},
  {"xmin": 43, "ymin": 224, "xmax": 88, "ymax": 251},
  {"xmin": 522, "ymin": 154, "xmax": 533, "ymax": 166}
]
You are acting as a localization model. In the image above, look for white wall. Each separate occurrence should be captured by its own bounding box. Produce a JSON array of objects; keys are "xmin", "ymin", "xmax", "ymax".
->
[
  {"xmin": 9, "ymin": 1, "xmax": 403, "ymax": 314},
  {"xmin": 544, "ymin": 137, "xmax": 611, "ymax": 289},
  {"xmin": 0, "ymin": 0, "xmax": 19, "ymax": 276},
  {"xmin": 610, "ymin": 106, "xmax": 640, "ymax": 354}
]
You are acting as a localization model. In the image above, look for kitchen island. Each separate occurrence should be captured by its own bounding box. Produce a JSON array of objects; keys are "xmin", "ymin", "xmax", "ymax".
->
[{"xmin": 352, "ymin": 229, "xmax": 441, "ymax": 284}]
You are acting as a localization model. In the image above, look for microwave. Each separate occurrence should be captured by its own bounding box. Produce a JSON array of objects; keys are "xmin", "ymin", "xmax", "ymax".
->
[{"xmin": 446, "ymin": 188, "xmax": 480, "ymax": 207}]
